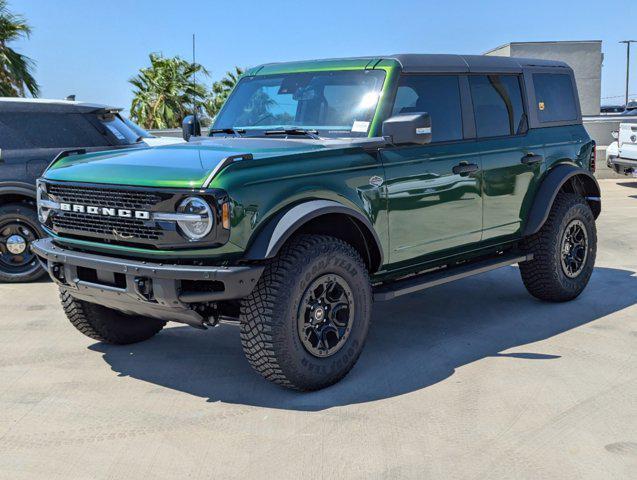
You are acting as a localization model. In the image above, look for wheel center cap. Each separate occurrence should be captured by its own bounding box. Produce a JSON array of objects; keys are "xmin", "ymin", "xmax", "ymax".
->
[
  {"xmin": 6, "ymin": 235, "xmax": 27, "ymax": 255},
  {"xmin": 313, "ymin": 307, "xmax": 325, "ymax": 322}
]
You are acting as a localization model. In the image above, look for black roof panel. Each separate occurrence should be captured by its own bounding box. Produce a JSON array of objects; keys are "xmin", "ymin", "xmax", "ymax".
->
[
  {"xmin": 390, "ymin": 54, "xmax": 569, "ymax": 73},
  {"xmin": 0, "ymin": 99, "xmax": 119, "ymax": 114}
]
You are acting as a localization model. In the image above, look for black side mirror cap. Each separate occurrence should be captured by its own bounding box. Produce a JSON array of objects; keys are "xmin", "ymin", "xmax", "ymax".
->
[
  {"xmin": 382, "ymin": 112, "xmax": 432, "ymax": 145},
  {"xmin": 182, "ymin": 115, "xmax": 202, "ymax": 141}
]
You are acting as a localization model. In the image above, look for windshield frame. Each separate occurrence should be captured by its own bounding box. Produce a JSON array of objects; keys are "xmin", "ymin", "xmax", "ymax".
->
[{"xmin": 211, "ymin": 68, "xmax": 391, "ymax": 139}]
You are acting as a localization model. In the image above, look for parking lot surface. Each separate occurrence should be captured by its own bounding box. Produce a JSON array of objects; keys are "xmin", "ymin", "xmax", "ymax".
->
[{"xmin": 1, "ymin": 179, "xmax": 636, "ymax": 480}]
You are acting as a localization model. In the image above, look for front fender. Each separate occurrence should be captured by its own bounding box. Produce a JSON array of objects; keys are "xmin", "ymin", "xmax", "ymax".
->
[
  {"xmin": 523, "ymin": 164, "xmax": 600, "ymax": 237},
  {"xmin": 243, "ymin": 199, "xmax": 383, "ymax": 267}
]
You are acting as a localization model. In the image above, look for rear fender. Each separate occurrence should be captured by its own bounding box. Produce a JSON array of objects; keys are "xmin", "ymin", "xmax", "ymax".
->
[{"xmin": 523, "ymin": 164, "xmax": 600, "ymax": 237}]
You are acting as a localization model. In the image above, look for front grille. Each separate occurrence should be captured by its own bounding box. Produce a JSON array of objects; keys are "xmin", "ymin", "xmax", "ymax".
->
[
  {"xmin": 42, "ymin": 181, "xmax": 228, "ymax": 249},
  {"xmin": 52, "ymin": 212, "xmax": 162, "ymax": 240},
  {"xmin": 48, "ymin": 184, "xmax": 162, "ymax": 210}
]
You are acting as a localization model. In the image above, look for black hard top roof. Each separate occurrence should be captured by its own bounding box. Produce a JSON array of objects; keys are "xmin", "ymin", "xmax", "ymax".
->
[
  {"xmin": 0, "ymin": 98, "xmax": 121, "ymax": 114},
  {"xmin": 390, "ymin": 54, "xmax": 570, "ymax": 73}
]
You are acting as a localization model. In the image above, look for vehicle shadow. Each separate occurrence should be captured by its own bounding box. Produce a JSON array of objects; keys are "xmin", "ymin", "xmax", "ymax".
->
[{"xmin": 90, "ymin": 265, "xmax": 637, "ymax": 411}]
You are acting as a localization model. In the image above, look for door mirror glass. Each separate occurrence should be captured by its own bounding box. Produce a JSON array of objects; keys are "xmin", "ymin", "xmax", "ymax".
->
[
  {"xmin": 382, "ymin": 112, "xmax": 432, "ymax": 145},
  {"xmin": 611, "ymin": 130, "xmax": 619, "ymax": 140},
  {"xmin": 182, "ymin": 115, "xmax": 201, "ymax": 141}
]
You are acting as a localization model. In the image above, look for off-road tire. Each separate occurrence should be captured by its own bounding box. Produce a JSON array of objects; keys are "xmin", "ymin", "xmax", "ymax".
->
[
  {"xmin": 520, "ymin": 192, "xmax": 597, "ymax": 302},
  {"xmin": 0, "ymin": 203, "xmax": 46, "ymax": 283},
  {"xmin": 60, "ymin": 290, "xmax": 166, "ymax": 344},
  {"xmin": 239, "ymin": 235, "xmax": 372, "ymax": 391}
]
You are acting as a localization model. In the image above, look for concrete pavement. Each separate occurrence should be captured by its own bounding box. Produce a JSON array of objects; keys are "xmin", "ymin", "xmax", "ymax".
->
[{"xmin": 0, "ymin": 180, "xmax": 635, "ymax": 479}]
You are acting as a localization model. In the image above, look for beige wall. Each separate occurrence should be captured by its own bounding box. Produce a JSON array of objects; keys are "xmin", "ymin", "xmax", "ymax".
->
[{"xmin": 486, "ymin": 41, "xmax": 603, "ymax": 116}]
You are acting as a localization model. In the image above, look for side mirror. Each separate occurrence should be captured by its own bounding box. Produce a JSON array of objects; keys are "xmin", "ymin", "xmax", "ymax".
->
[
  {"xmin": 182, "ymin": 115, "xmax": 201, "ymax": 141},
  {"xmin": 382, "ymin": 112, "xmax": 432, "ymax": 145},
  {"xmin": 611, "ymin": 130, "xmax": 619, "ymax": 140}
]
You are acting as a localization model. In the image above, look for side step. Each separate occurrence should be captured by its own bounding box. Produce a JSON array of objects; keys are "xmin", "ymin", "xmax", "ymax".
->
[{"xmin": 373, "ymin": 253, "xmax": 533, "ymax": 301}]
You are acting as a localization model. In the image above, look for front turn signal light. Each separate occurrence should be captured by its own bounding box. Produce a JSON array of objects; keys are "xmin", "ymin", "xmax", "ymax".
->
[{"xmin": 222, "ymin": 202, "xmax": 231, "ymax": 229}]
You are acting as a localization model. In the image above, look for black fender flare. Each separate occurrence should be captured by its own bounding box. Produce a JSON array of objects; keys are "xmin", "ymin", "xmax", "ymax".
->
[
  {"xmin": 244, "ymin": 199, "xmax": 384, "ymax": 270},
  {"xmin": 0, "ymin": 182, "xmax": 37, "ymax": 203},
  {"xmin": 523, "ymin": 164, "xmax": 601, "ymax": 237}
]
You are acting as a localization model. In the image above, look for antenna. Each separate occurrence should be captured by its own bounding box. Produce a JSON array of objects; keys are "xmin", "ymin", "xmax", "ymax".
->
[{"xmin": 192, "ymin": 33, "xmax": 197, "ymax": 120}]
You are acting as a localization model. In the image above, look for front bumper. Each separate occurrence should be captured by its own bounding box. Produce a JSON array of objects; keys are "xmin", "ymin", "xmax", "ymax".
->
[
  {"xmin": 608, "ymin": 156, "xmax": 637, "ymax": 175},
  {"xmin": 32, "ymin": 238, "xmax": 264, "ymax": 327}
]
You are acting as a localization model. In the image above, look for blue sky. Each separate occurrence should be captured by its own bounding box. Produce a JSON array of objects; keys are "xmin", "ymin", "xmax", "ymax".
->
[{"xmin": 12, "ymin": 0, "xmax": 637, "ymax": 112}]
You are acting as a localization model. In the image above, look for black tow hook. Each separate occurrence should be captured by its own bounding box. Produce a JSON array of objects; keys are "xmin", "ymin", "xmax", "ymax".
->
[
  {"xmin": 51, "ymin": 263, "xmax": 66, "ymax": 283},
  {"xmin": 133, "ymin": 277, "xmax": 153, "ymax": 301}
]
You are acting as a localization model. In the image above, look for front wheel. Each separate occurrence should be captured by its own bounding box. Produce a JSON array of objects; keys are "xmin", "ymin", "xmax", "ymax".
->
[
  {"xmin": 239, "ymin": 235, "xmax": 372, "ymax": 391},
  {"xmin": 520, "ymin": 192, "xmax": 597, "ymax": 302},
  {"xmin": 0, "ymin": 203, "xmax": 47, "ymax": 283},
  {"xmin": 60, "ymin": 290, "xmax": 166, "ymax": 344}
]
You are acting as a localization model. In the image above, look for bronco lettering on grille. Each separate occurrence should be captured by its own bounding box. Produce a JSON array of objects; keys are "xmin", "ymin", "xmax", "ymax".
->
[{"xmin": 59, "ymin": 203, "xmax": 150, "ymax": 220}]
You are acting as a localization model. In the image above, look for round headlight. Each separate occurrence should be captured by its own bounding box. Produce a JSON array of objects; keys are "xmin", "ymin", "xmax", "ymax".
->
[{"xmin": 177, "ymin": 197, "xmax": 213, "ymax": 240}]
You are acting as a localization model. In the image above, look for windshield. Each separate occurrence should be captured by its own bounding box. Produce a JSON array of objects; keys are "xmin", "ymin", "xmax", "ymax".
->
[
  {"xmin": 122, "ymin": 117, "xmax": 154, "ymax": 138},
  {"xmin": 212, "ymin": 70, "xmax": 386, "ymax": 138},
  {"xmin": 96, "ymin": 113, "xmax": 143, "ymax": 145}
]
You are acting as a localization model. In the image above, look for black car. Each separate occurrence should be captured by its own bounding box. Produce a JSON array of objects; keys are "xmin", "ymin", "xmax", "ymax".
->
[
  {"xmin": 0, "ymin": 98, "xmax": 145, "ymax": 282},
  {"xmin": 601, "ymin": 105, "xmax": 625, "ymax": 114}
]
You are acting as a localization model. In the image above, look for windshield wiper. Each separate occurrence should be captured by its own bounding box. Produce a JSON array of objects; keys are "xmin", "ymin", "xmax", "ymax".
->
[
  {"xmin": 263, "ymin": 128, "xmax": 320, "ymax": 139},
  {"xmin": 209, "ymin": 128, "xmax": 246, "ymax": 137}
]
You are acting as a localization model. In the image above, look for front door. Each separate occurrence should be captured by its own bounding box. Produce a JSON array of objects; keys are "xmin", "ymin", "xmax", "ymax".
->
[{"xmin": 381, "ymin": 74, "xmax": 483, "ymax": 265}]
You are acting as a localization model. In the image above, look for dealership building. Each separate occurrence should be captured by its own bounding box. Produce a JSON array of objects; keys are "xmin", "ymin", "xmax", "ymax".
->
[{"xmin": 485, "ymin": 40, "xmax": 603, "ymax": 116}]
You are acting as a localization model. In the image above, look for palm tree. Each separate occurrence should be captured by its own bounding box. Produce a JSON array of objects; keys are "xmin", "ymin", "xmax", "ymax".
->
[
  {"xmin": 0, "ymin": 0, "xmax": 39, "ymax": 97},
  {"xmin": 204, "ymin": 66, "xmax": 244, "ymax": 118},
  {"xmin": 129, "ymin": 53, "xmax": 208, "ymax": 129}
]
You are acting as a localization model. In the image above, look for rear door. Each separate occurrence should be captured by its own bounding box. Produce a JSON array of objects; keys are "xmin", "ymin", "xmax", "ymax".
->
[
  {"xmin": 471, "ymin": 74, "xmax": 542, "ymax": 240},
  {"xmin": 381, "ymin": 74, "xmax": 483, "ymax": 265}
]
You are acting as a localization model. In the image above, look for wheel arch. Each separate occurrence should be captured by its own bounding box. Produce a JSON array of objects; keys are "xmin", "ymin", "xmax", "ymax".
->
[
  {"xmin": 243, "ymin": 200, "xmax": 384, "ymax": 272},
  {"xmin": 0, "ymin": 182, "xmax": 37, "ymax": 207},
  {"xmin": 523, "ymin": 164, "xmax": 600, "ymax": 237}
]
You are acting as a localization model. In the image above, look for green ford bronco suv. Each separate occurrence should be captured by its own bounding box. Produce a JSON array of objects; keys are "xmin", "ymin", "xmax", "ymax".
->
[{"xmin": 33, "ymin": 54, "xmax": 600, "ymax": 391}]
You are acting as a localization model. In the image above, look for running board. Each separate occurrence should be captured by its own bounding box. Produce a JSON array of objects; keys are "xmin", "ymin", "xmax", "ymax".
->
[{"xmin": 373, "ymin": 253, "xmax": 533, "ymax": 301}]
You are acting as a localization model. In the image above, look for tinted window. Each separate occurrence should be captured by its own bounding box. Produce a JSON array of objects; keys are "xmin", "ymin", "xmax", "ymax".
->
[
  {"xmin": 533, "ymin": 73, "xmax": 578, "ymax": 123},
  {"xmin": 100, "ymin": 114, "xmax": 141, "ymax": 144},
  {"xmin": 0, "ymin": 112, "xmax": 121, "ymax": 149},
  {"xmin": 392, "ymin": 75, "xmax": 463, "ymax": 142},
  {"xmin": 470, "ymin": 75, "xmax": 526, "ymax": 138}
]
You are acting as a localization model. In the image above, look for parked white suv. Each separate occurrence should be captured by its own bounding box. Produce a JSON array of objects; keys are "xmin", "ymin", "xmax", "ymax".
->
[{"xmin": 607, "ymin": 122, "xmax": 637, "ymax": 176}]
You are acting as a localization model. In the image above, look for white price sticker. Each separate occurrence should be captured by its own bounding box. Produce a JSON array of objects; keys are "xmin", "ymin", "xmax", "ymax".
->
[{"xmin": 351, "ymin": 121, "xmax": 370, "ymax": 133}]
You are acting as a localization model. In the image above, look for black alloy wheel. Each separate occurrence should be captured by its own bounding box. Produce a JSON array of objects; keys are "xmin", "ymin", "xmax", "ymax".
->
[
  {"xmin": 297, "ymin": 273, "xmax": 355, "ymax": 358},
  {"xmin": 560, "ymin": 219, "xmax": 588, "ymax": 278}
]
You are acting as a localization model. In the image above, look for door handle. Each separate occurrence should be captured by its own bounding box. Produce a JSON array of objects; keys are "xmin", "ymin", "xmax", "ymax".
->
[
  {"xmin": 521, "ymin": 153, "xmax": 544, "ymax": 165},
  {"xmin": 452, "ymin": 163, "xmax": 480, "ymax": 176}
]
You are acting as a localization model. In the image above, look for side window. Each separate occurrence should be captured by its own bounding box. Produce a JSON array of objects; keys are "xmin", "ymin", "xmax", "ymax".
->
[
  {"xmin": 533, "ymin": 73, "xmax": 578, "ymax": 123},
  {"xmin": 470, "ymin": 75, "xmax": 526, "ymax": 138},
  {"xmin": 392, "ymin": 75, "xmax": 463, "ymax": 143},
  {"xmin": 0, "ymin": 112, "xmax": 111, "ymax": 149},
  {"xmin": 0, "ymin": 113, "xmax": 30, "ymax": 149}
]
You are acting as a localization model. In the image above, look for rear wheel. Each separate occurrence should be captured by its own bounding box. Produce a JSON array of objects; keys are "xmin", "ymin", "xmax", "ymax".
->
[
  {"xmin": 520, "ymin": 192, "xmax": 597, "ymax": 302},
  {"xmin": 0, "ymin": 203, "xmax": 46, "ymax": 283},
  {"xmin": 60, "ymin": 290, "xmax": 166, "ymax": 344},
  {"xmin": 239, "ymin": 235, "xmax": 372, "ymax": 391}
]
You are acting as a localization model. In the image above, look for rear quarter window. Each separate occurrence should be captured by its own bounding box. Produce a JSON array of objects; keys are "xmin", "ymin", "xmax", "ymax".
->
[{"xmin": 533, "ymin": 73, "xmax": 578, "ymax": 123}]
